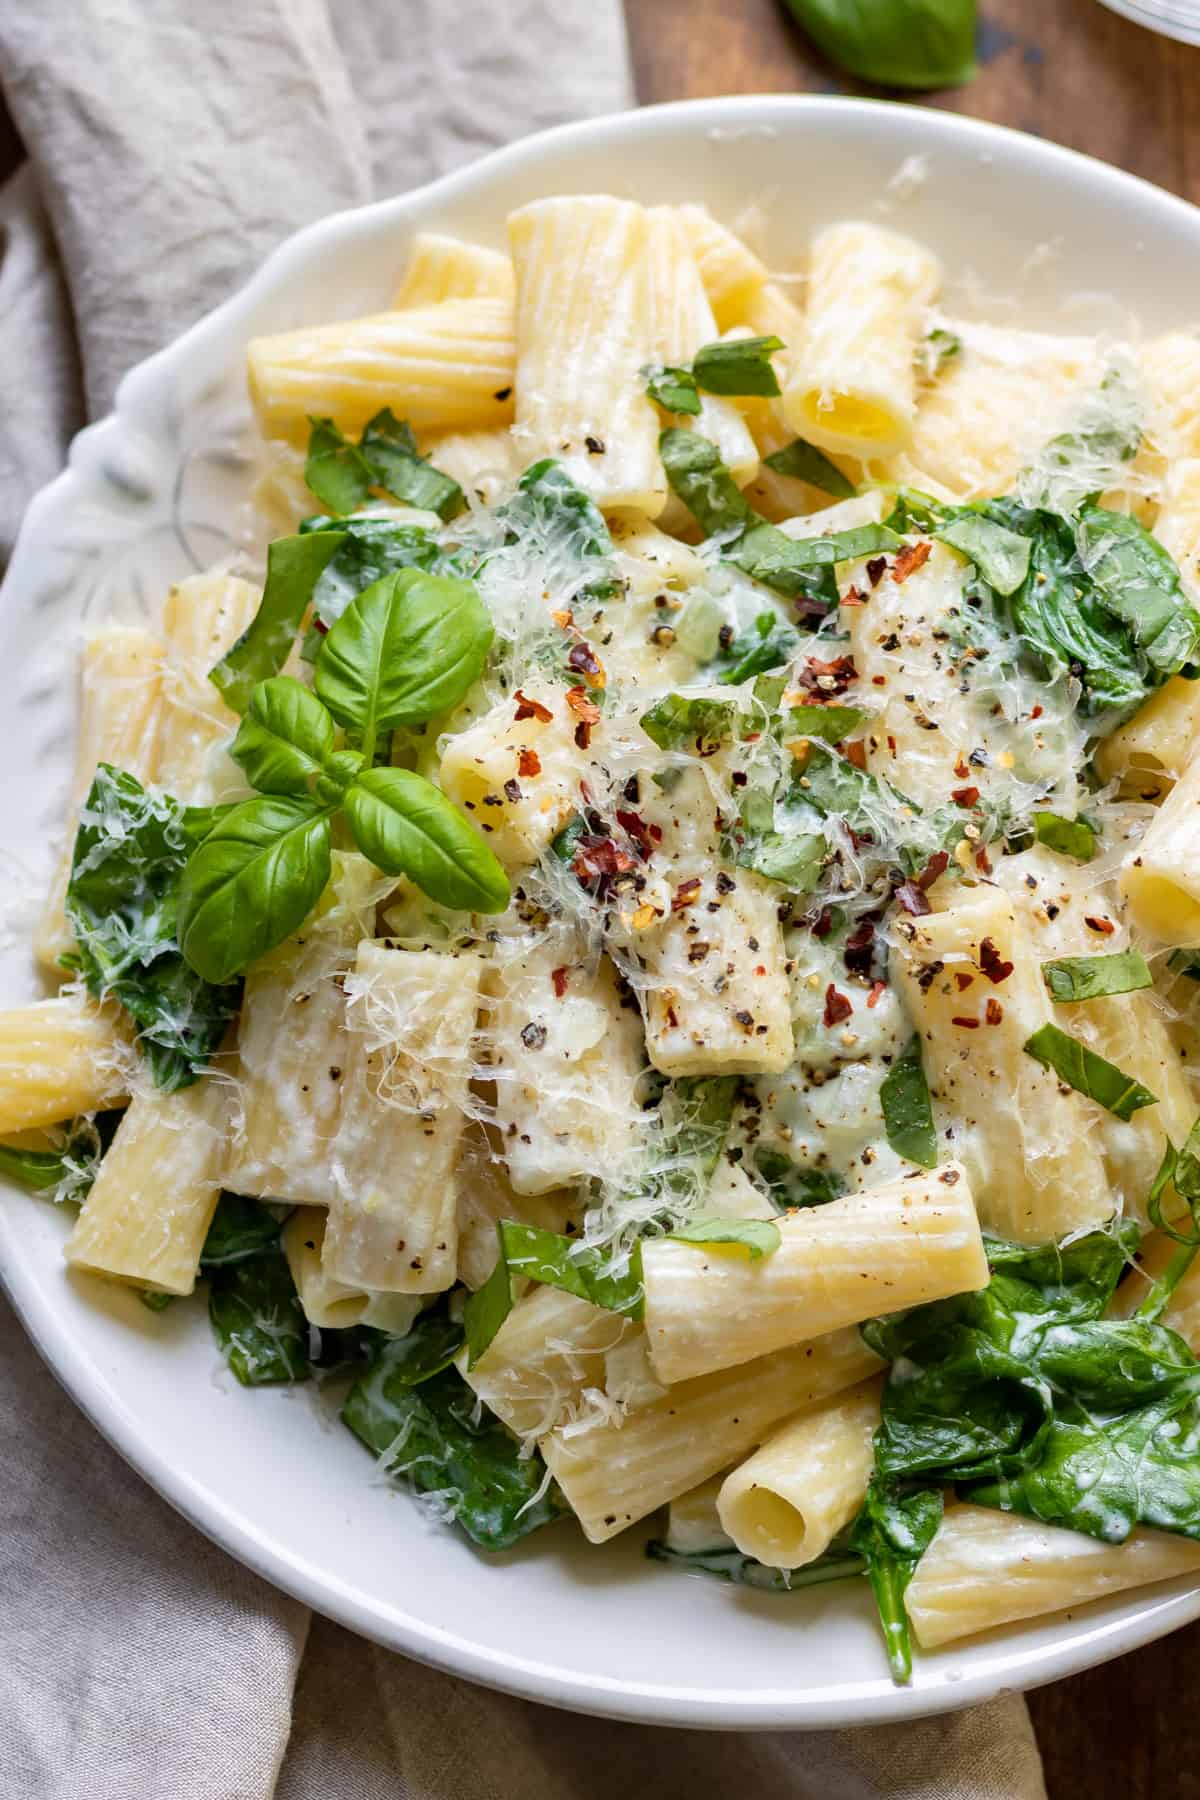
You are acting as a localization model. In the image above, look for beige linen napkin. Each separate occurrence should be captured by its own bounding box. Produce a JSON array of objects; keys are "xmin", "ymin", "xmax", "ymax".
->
[{"xmin": 0, "ymin": 5, "xmax": 1047, "ymax": 1794}]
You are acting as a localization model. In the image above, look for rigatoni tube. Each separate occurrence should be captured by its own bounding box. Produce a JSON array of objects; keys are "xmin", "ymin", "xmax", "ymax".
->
[
  {"xmin": 247, "ymin": 296, "xmax": 516, "ymax": 443},
  {"xmin": 0, "ymin": 997, "xmax": 129, "ymax": 1134},
  {"xmin": 906, "ymin": 1505, "xmax": 1200, "ymax": 1651},
  {"xmin": 784, "ymin": 221, "xmax": 940, "ymax": 458},
  {"xmin": 541, "ymin": 1325, "xmax": 882, "ymax": 1544},
  {"xmin": 641, "ymin": 1164, "xmax": 986, "ymax": 1386},
  {"xmin": 1120, "ymin": 745, "xmax": 1200, "ymax": 944},
  {"xmin": 717, "ymin": 1377, "xmax": 883, "ymax": 1569}
]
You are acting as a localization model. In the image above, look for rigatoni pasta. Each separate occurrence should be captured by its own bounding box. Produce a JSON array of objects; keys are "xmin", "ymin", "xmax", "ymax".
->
[{"xmin": 13, "ymin": 189, "xmax": 1200, "ymax": 1687}]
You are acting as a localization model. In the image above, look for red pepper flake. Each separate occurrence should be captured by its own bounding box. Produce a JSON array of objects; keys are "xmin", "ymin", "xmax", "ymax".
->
[
  {"xmin": 567, "ymin": 641, "xmax": 606, "ymax": 689},
  {"xmin": 842, "ymin": 585, "xmax": 867, "ymax": 607},
  {"xmin": 615, "ymin": 809, "xmax": 656, "ymax": 860},
  {"xmin": 915, "ymin": 851, "xmax": 950, "ymax": 891},
  {"xmin": 798, "ymin": 654, "xmax": 858, "ymax": 698},
  {"xmin": 565, "ymin": 687, "xmax": 601, "ymax": 723},
  {"xmin": 1031, "ymin": 704, "xmax": 1043, "ymax": 720},
  {"xmin": 574, "ymin": 720, "xmax": 593, "ymax": 749},
  {"xmin": 665, "ymin": 1004, "xmax": 679, "ymax": 1028},
  {"xmin": 952, "ymin": 1016, "xmax": 980, "ymax": 1029},
  {"xmin": 954, "ymin": 972, "xmax": 975, "ymax": 991},
  {"xmin": 518, "ymin": 747, "xmax": 541, "ymax": 778},
  {"xmin": 867, "ymin": 980, "xmax": 886, "ymax": 1008},
  {"xmin": 824, "ymin": 984, "xmax": 853, "ymax": 1027},
  {"xmin": 571, "ymin": 835, "xmax": 635, "ymax": 894},
  {"xmin": 843, "ymin": 739, "xmax": 867, "ymax": 770},
  {"xmin": 891, "ymin": 541, "xmax": 933, "ymax": 584},
  {"xmin": 895, "ymin": 881, "xmax": 931, "ymax": 917},
  {"xmin": 954, "ymin": 754, "xmax": 970, "ymax": 780},
  {"xmin": 671, "ymin": 877, "xmax": 703, "ymax": 913},
  {"xmin": 974, "ymin": 845, "xmax": 993, "ymax": 874},
  {"xmin": 978, "ymin": 937, "xmax": 1014, "ymax": 984},
  {"xmin": 811, "ymin": 906, "xmax": 835, "ymax": 939},
  {"xmin": 951, "ymin": 785, "xmax": 980, "ymax": 807},
  {"xmin": 872, "ymin": 675, "xmax": 887, "ymax": 686},
  {"xmin": 648, "ymin": 823, "xmax": 663, "ymax": 843},
  {"xmin": 844, "ymin": 917, "xmax": 876, "ymax": 976},
  {"xmin": 551, "ymin": 966, "xmax": 569, "ymax": 998},
  {"xmin": 886, "ymin": 733, "xmax": 897, "ymax": 754},
  {"xmin": 514, "ymin": 689, "xmax": 552, "ymax": 723},
  {"xmin": 1085, "ymin": 915, "xmax": 1116, "ymax": 935},
  {"xmin": 985, "ymin": 997, "xmax": 1004, "ymax": 1025},
  {"xmin": 866, "ymin": 556, "xmax": 887, "ymax": 587}
]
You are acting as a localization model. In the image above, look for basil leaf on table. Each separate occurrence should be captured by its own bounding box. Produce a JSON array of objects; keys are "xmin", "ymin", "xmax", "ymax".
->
[
  {"xmin": 781, "ymin": 0, "xmax": 977, "ymax": 89},
  {"xmin": 65, "ymin": 765, "xmax": 241, "ymax": 1091},
  {"xmin": 314, "ymin": 568, "xmax": 493, "ymax": 744},
  {"xmin": 342, "ymin": 766, "xmax": 510, "ymax": 913},
  {"xmin": 880, "ymin": 1035, "xmax": 938, "ymax": 1170},
  {"xmin": 693, "ymin": 335, "xmax": 784, "ymax": 398},
  {"xmin": 342, "ymin": 1331, "xmax": 567, "ymax": 1549},
  {"xmin": 666, "ymin": 1216, "xmax": 782, "ymax": 1258},
  {"xmin": 1032, "ymin": 811, "xmax": 1096, "ymax": 861},
  {"xmin": 463, "ymin": 1222, "xmax": 645, "ymax": 1368},
  {"xmin": 304, "ymin": 416, "xmax": 375, "ymax": 515},
  {"xmin": 1023, "ymin": 1022, "xmax": 1157, "ymax": 1121},
  {"xmin": 763, "ymin": 438, "xmax": 856, "ymax": 498},
  {"xmin": 210, "ymin": 531, "xmax": 346, "ymax": 713},
  {"xmin": 646, "ymin": 365, "xmax": 701, "ymax": 415},
  {"xmin": 1041, "ymin": 949, "xmax": 1153, "ymax": 1003},
  {"xmin": 208, "ymin": 1246, "xmax": 310, "ymax": 1385},
  {"xmin": 230, "ymin": 675, "xmax": 337, "ymax": 795},
  {"xmin": 177, "ymin": 794, "xmax": 333, "ymax": 985}
]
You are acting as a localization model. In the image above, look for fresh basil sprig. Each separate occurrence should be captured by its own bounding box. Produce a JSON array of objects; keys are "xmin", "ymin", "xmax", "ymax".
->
[{"xmin": 180, "ymin": 569, "xmax": 508, "ymax": 983}]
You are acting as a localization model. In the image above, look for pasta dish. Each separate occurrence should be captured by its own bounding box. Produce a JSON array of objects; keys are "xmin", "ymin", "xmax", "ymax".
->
[{"xmin": 8, "ymin": 197, "xmax": 1200, "ymax": 1681}]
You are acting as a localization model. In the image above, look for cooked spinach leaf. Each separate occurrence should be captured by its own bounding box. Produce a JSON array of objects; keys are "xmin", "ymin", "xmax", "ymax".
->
[
  {"xmin": 849, "ymin": 1480, "xmax": 944, "ymax": 1683},
  {"xmin": 342, "ymin": 1330, "xmax": 567, "ymax": 1550},
  {"xmin": 880, "ymin": 1035, "xmax": 938, "ymax": 1169},
  {"xmin": 0, "ymin": 1110, "xmax": 120, "ymax": 1208},
  {"xmin": 464, "ymin": 1222, "xmax": 644, "ymax": 1367},
  {"xmin": 208, "ymin": 1246, "xmax": 310, "ymax": 1385},
  {"xmin": 753, "ymin": 1148, "xmax": 847, "ymax": 1210},
  {"xmin": 65, "ymin": 765, "xmax": 241, "ymax": 1090},
  {"xmin": 200, "ymin": 1192, "xmax": 288, "ymax": 1268},
  {"xmin": 646, "ymin": 1537, "xmax": 864, "ymax": 1591},
  {"xmin": 493, "ymin": 458, "xmax": 620, "ymax": 603}
]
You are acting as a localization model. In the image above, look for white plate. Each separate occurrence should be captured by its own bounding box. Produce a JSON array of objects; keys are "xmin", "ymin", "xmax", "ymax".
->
[{"xmin": 5, "ymin": 95, "xmax": 1200, "ymax": 1730}]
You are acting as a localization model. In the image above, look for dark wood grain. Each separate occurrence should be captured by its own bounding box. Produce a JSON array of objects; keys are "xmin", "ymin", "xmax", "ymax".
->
[{"xmin": 624, "ymin": 2, "xmax": 1200, "ymax": 1794}]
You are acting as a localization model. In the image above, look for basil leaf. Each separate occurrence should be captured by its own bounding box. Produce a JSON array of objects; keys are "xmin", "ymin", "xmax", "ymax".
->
[
  {"xmin": 177, "ymin": 794, "xmax": 333, "ymax": 984},
  {"xmin": 200, "ymin": 1192, "xmax": 287, "ymax": 1269},
  {"xmin": 1024, "ymin": 1022, "xmax": 1158, "ymax": 1120},
  {"xmin": 342, "ymin": 1342, "xmax": 567, "ymax": 1550},
  {"xmin": 1042, "ymin": 949, "xmax": 1152, "ymax": 1003},
  {"xmin": 714, "ymin": 618, "xmax": 799, "ymax": 685},
  {"xmin": 734, "ymin": 830, "xmax": 826, "ymax": 892},
  {"xmin": 210, "ymin": 532, "xmax": 345, "ymax": 713},
  {"xmin": 646, "ymin": 1538, "xmax": 864, "ymax": 1591},
  {"xmin": 230, "ymin": 676, "xmax": 336, "ymax": 795},
  {"xmin": 783, "ymin": 703, "xmax": 867, "ymax": 741},
  {"xmin": 666, "ymin": 1216, "xmax": 782, "ymax": 1257},
  {"xmin": 463, "ymin": 1222, "xmax": 644, "ymax": 1368},
  {"xmin": 208, "ymin": 1247, "xmax": 310, "ymax": 1385},
  {"xmin": 780, "ymin": 0, "xmax": 977, "ymax": 88},
  {"xmin": 848, "ymin": 1481, "xmax": 944, "ymax": 1684},
  {"xmin": 734, "ymin": 520, "xmax": 900, "ymax": 601},
  {"xmin": 342, "ymin": 767, "xmax": 509, "ymax": 913},
  {"xmin": 693, "ymin": 335, "xmax": 783, "ymax": 398},
  {"xmin": 639, "ymin": 693, "xmax": 737, "ymax": 751},
  {"xmin": 310, "ymin": 518, "xmax": 445, "ymax": 629},
  {"xmin": 763, "ymin": 437, "xmax": 856, "ymax": 498},
  {"xmin": 753, "ymin": 1148, "xmax": 846, "ymax": 1210},
  {"xmin": 496, "ymin": 458, "xmax": 620, "ymax": 603},
  {"xmin": 659, "ymin": 428, "xmax": 758, "ymax": 537},
  {"xmin": 646, "ymin": 365, "xmax": 701, "ymax": 415},
  {"xmin": 880, "ymin": 1035, "xmax": 938, "ymax": 1170},
  {"xmin": 1075, "ymin": 504, "xmax": 1200, "ymax": 677},
  {"xmin": 65, "ymin": 766, "xmax": 241, "ymax": 1091},
  {"xmin": 360, "ymin": 408, "xmax": 465, "ymax": 520},
  {"xmin": 304, "ymin": 416, "xmax": 375, "ymax": 515},
  {"xmin": 934, "ymin": 513, "xmax": 1031, "ymax": 596},
  {"xmin": 1032, "ymin": 811, "xmax": 1096, "ymax": 861},
  {"xmin": 921, "ymin": 328, "xmax": 962, "ymax": 376},
  {"xmin": 315, "ymin": 568, "xmax": 492, "ymax": 740}
]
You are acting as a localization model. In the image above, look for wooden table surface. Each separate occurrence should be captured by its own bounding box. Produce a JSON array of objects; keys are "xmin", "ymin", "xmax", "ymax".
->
[{"xmin": 625, "ymin": 1, "xmax": 1200, "ymax": 1792}]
